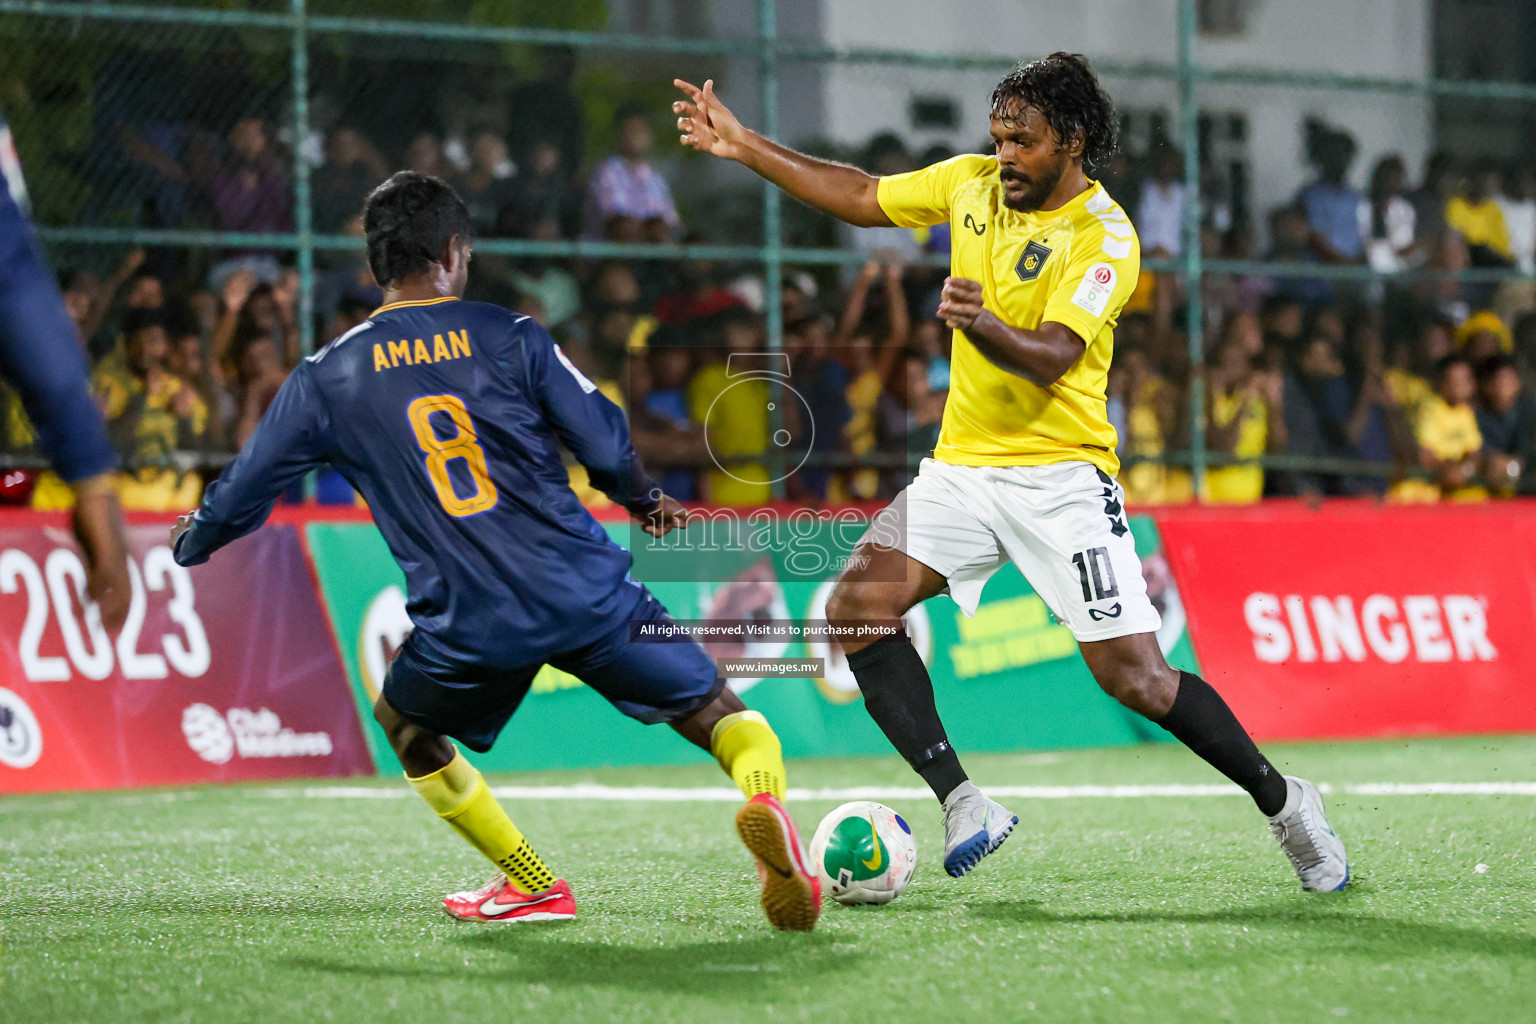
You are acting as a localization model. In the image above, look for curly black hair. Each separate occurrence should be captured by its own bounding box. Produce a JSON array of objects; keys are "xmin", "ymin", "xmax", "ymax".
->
[
  {"xmin": 120, "ymin": 306, "xmax": 169, "ymax": 338},
  {"xmin": 363, "ymin": 171, "xmax": 473, "ymax": 287},
  {"xmin": 990, "ymin": 52, "xmax": 1118, "ymax": 170}
]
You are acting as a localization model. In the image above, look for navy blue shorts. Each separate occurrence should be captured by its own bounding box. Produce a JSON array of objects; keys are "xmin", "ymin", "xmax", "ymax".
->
[{"xmin": 383, "ymin": 587, "xmax": 723, "ymax": 753}]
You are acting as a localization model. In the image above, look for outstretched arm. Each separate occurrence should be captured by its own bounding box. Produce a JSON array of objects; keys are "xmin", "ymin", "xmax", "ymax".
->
[
  {"xmin": 80, "ymin": 247, "xmax": 145, "ymax": 344},
  {"xmin": 172, "ymin": 362, "xmax": 332, "ymax": 565},
  {"xmin": 875, "ymin": 263, "xmax": 911, "ymax": 383},
  {"xmin": 674, "ymin": 79, "xmax": 893, "ymax": 228},
  {"xmin": 834, "ymin": 261, "xmax": 880, "ymax": 344},
  {"xmin": 210, "ymin": 269, "xmax": 256, "ymax": 374}
]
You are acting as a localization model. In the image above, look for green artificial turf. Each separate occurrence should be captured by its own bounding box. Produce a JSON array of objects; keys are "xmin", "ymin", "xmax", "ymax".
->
[{"xmin": 2, "ymin": 736, "xmax": 1533, "ymax": 1024}]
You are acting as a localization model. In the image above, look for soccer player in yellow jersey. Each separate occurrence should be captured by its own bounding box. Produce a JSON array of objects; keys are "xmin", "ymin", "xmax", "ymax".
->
[{"xmin": 675, "ymin": 53, "xmax": 1350, "ymax": 892}]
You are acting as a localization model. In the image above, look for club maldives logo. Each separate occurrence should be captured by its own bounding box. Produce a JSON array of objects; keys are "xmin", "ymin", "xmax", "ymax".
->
[
  {"xmin": 180, "ymin": 703, "xmax": 334, "ymax": 765},
  {"xmin": 0, "ymin": 687, "xmax": 43, "ymax": 769}
]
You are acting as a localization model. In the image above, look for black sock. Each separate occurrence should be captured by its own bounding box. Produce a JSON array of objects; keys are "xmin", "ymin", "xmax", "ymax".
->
[
  {"xmin": 1156, "ymin": 671, "xmax": 1288, "ymax": 816},
  {"xmin": 845, "ymin": 629, "xmax": 968, "ymax": 801}
]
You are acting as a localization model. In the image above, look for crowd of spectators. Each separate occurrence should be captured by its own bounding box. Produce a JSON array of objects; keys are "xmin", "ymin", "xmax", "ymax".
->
[
  {"xmin": 7, "ymin": 77, "xmax": 1536, "ymax": 511},
  {"xmin": 1101, "ymin": 118, "xmax": 1536, "ymax": 506}
]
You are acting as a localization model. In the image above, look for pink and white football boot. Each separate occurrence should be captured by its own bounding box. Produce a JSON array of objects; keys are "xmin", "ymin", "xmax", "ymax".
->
[
  {"xmin": 442, "ymin": 874, "xmax": 577, "ymax": 923},
  {"xmin": 734, "ymin": 793, "xmax": 822, "ymax": 932}
]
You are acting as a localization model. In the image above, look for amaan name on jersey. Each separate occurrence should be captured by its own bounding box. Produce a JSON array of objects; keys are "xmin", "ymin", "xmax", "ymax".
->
[
  {"xmin": 1014, "ymin": 239, "xmax": 1052, "ymax": 282},
  {"xmin": 372, "ymin": 331, "xmax": 472, "ymax": 372}
]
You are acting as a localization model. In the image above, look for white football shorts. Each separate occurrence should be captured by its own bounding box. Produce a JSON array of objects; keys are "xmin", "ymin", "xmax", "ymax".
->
[{"xmin": 863, "ymin": 458, "xmax": 1161, "ymax": 642}]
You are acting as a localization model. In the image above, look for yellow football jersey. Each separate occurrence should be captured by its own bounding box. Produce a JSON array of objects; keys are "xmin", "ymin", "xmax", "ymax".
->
[{"xmin": 877, "ymin": 154, "xmax": 1140, "ymax": 474}]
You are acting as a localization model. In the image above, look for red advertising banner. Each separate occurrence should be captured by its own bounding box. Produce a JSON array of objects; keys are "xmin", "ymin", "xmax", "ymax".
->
[
  {"xmin": 0, "ymin": 516, "xmax": 372, "ymax": 793},
  {"xmin": 1158, "ymin": 503, "xmax": 1536, "ymax": 741}
]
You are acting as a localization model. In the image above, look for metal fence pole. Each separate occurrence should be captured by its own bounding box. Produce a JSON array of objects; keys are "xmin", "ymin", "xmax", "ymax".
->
[
  {"xmin": 291, "ymin": 0, "xmax": 314, "ymax": 355},
  {"xmin": 11, "ymin": 0, "xmax": 1536, "ymax": 490},
  {"xmin": 1177, "ymin": 0, "xmax": 1205, "ymax": 499},
  {"xmin": 758, "ymin": 0, "xmax": 785, "ymax": 499}
]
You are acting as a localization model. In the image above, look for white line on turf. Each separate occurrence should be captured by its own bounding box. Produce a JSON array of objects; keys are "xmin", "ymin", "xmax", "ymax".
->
[
  {"xmin": 282, "ymin": 781, "xmax": 1536, "ymax": 801},
  {"xmin": 1345, "ymin": 782, "xmax": 1536, "ymax": 795}
]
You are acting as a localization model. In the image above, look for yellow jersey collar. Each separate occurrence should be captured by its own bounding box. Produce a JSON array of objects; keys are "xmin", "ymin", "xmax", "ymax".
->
[{"xmin": 370, "ymin": 295, "xmax": 461, "ymax": 317}]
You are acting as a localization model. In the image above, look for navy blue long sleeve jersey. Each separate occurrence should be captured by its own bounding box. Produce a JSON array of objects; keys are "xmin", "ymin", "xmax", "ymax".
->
[
  {"xmin": 174, "ymin": 296, "xmax": 662, "ymax": 671},
  {"xmin": 0, "ymin": 108, "xmax": 118, "ymax": 482}
]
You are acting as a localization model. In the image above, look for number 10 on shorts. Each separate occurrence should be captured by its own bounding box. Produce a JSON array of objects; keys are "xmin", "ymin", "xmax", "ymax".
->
[{"xmin": 1071, "ymin": 546, "xmax": 1119, "ymax": 603}]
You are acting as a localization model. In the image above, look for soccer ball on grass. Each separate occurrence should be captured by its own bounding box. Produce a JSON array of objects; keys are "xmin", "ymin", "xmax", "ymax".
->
[{"xmin": 808, "ymin": 801, "xmax": 917, "ymax": 905}]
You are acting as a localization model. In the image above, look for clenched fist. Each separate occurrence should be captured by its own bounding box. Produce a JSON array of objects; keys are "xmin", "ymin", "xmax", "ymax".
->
[{"xmin": 937, "ymin": 277, "xmax": 986, "ymax": 331}]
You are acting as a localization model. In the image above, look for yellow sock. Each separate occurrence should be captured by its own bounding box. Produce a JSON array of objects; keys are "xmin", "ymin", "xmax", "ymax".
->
[
  {"xmin": 710, "ymin": 710, "xmax": 787, "ymax": 800},
  {"xmin": 407, "ymin": 750, "xmax": 557, "ymax": 894}
]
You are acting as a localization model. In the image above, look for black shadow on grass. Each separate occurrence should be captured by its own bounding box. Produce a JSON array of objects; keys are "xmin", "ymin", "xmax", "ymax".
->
[
  {"xmin": 971, "ymin": 896, "xmax": 1536, "ymax": 961},
  {"xmin": 287, "ymin": 932, "xmax": 859, "ymax": 996}
]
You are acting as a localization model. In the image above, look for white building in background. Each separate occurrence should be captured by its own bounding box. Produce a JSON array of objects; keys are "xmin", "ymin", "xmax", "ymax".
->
[
  {"xmin": 739, "ymin": 0, "xmax": 1432, "ymax": 223},
  {"xmin": 608, "ymin": 0, "xmax": 1432, "ymax": 228}
]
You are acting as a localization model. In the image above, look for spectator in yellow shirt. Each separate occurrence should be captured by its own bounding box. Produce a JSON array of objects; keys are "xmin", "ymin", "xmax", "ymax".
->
[
  {"xmin": 830, "ymin": 260, "xmax": 907, "ymax": 502},
  {"xmin": 1111, "ymin": 345, "xmax": 1187, "ymax": 505},
  {"xmin": 687, "ymin": 309, "xmax": 771, "ymax": 506},
  {"xmin": 94, "ymin": 308, "xmax": 207, "ymax": 510},
  {"xmin": 1445, "ymin": 163, "xmax": 1513, "ymax": 266},
  {"xmin": 1203, "ymin": 334, "xmax": 1285, "ymax": 504},
  {"xmin": 1384, "ymin": 316, "xmax": 1455, "ymax": 423},
  {"xmin": 1391, "ymin": 354, "xmax": 1485, "ymax": 502}
]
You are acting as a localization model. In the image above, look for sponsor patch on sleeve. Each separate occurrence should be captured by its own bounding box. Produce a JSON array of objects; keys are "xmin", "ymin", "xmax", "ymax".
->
[
  {"xmin": 0, "ymin": 126, "xmax": 30, "ymax": 208},
  {"xmin": 1070, "ymin": 262, "xmax": 1118, "ymax": 319},
  {"xmin": 554, "ymin": 343, "xmax": 598, "ymax": 393}
]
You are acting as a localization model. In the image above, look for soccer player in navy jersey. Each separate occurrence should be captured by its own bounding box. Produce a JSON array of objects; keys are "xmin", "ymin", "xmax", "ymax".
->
[
  {"xmin": 0, "ymin": 108, "xmax": 129, "ymax": 630},
  {"xmin": 170, "ymin": 171, "xmax": 820, "ymax": 929}
]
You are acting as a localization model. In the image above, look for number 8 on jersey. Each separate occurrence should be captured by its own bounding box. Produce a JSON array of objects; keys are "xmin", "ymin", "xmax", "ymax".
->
[{"xmin": 407, "ymin": 394, "xmax": 499, "ymax": 517}]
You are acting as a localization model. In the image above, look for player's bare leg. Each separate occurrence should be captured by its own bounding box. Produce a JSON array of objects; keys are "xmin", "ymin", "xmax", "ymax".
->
[
  {"xmin": 1078, "ymin": 633, "xmax": 1349, "ymax": 891},
  {"xmin": 667, "ymin": 687, "xmax": 747, "ymax": 750},
  {"xmin": 372, "ymin": 696, "xmax": 576, "ymax": 921},
  {"xmin": 828, "ymin": 544, "xmax": 1017, "ymax": 877},
  {"xmin": 672, "ymin": 692, "xmax": 821, "ymax": 931}
]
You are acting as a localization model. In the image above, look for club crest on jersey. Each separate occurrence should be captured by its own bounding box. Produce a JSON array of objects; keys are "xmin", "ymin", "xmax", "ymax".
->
[{"xmin": 1014, "ymin": 240, "xmax": 1052, "ymax": 282}]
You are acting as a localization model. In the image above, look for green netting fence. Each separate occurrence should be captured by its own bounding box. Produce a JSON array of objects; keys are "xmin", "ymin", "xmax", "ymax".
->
[{"xmin": 4, "ymin": 0, "xmax": 1536, "ymax": 497}]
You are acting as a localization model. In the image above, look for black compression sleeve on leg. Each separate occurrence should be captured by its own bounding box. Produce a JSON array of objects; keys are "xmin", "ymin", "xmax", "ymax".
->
[
  {"xmin": 845, "ymin": 629, "xmax": 968, "ymax": 802},
  {"xmin": 1156, "ymin": 671, "xmax": 1288, "ymax": 816}
]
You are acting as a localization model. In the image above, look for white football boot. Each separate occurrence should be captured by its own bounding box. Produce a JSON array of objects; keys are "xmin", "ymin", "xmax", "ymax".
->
[
  {"xmin": 1268, "ymin": 775, "xmax": 1349, "ymax": 892},
  {"xmin": 941, "ymin": 782, "xmax": 1018, "ymax": 878}
]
